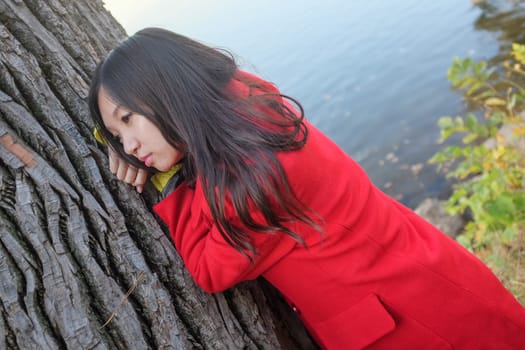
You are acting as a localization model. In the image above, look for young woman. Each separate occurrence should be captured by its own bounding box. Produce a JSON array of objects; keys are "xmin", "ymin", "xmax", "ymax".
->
[{"xmin": 89, "ymin": 27, "xmax": 525, "ymax": 349}]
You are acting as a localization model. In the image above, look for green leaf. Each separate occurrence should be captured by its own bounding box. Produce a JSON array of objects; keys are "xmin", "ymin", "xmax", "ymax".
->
[
  {"xmin": 461, "ymin": 57, "xmax": 473, "ymax": 72},
  {"xmin": 467, "ymin": 82, "xmax": 485, "ymax": 96},
  {"xmin": 452, "ymin": 77, "xmax": 468, "ymax": 90},
  {"xmin": 477, "ymin": 125, "xmax": 489, "ymax": 138},
  {"xmin": 476, "ymin": 90, "xmax": 498, "ymax": 100},
  {"xmin": 437, "ymin": 116, "xmax": 454, "ymax": 129},
  {"xmin": 488, "ymin": 112, "xmax": 505, "ymax": 126},
  {"xmin": 462, "ymin": 133, "xmax": 478, "ymax": 144},
  {"xmin": 512, "ymin": 43, "xmax": 525, "ymax": 64},
  {"xmin": 465, "ymin": 113, "xmax": 478, "ymax": 130},
  {"xmin": 454, "ymin": 116, "xmax": 465, "ymax": 127},
  {"xmin": 513, "ymin": 193, "xmax": 525, "ymax": 209},
  {"xmin": 473, "ymin": 61, "xmax": 487, "ymax": 76},
  {"xmin": 485, "ymin": 195, "xmax": 516, "ymax": 224}
]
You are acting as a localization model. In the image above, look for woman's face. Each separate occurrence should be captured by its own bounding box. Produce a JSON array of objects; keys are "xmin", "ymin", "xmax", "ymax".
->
[{"xmin": 98, "ymin": 87, "xmax": 184, "ymax": 172}]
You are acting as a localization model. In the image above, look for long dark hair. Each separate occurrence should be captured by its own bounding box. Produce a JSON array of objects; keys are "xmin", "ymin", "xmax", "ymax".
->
[{"xmin": 88, "ymin": 27, "xmax": 318, "ymax": 257}]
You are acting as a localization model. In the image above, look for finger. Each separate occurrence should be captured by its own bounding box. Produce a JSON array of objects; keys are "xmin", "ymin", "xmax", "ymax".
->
[
  {"xmin": 133, "ymin": 169, "xmax": 149, "ymax": 187},
  {"xmin": 133, "ymin": 169, "xmax": 148, "ymax": 194},
  {"xmin": 116, "ymin": 162, "xmax": 128, "ymax": 181},
  {"xmin": 123, "ymin": 166, "xmax": 138, "ymax": 184}
]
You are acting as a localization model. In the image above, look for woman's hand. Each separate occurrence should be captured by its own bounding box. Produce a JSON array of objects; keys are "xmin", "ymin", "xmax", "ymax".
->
[{"xmin": 108, "ymin": 148, "xmax": 148, "ymax": 193}]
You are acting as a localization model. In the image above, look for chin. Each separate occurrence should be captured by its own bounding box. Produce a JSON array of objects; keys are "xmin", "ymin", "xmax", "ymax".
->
[{"xmin": 155, "ymin": 163, "xmax": 174, "ymax": 172}]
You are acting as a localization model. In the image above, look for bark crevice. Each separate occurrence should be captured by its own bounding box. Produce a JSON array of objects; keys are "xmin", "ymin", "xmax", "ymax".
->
[{"xmin": 0, "ymin": 1, "xmax": 319, "ymax": 348}]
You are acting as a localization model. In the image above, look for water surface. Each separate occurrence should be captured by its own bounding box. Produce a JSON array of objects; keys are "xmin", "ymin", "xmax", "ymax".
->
[{"xmin": 104, "ymin": 0, "xmax": 521, "ymax": 207}]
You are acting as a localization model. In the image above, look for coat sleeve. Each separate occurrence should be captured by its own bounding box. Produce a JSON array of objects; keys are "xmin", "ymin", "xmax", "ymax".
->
[{"xmin": 153, "ymin": 181, "xmax": 298, "ymax": 293}]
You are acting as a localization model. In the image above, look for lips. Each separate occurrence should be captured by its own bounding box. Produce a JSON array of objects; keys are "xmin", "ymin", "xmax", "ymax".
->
[{"xmin": 139, "ymin": 154, "xmax": 153, "ymax": 167}]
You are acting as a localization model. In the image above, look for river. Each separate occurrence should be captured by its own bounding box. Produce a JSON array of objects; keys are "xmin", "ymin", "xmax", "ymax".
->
[{"xmin": 103, "ymin": 0, "xmax": 525, "ymax": 208}]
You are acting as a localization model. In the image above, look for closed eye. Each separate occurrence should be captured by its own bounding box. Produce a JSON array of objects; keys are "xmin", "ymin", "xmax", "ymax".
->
[{"xmin": 121, "ymin": 112, "xmax": 132, "ymax": 123}]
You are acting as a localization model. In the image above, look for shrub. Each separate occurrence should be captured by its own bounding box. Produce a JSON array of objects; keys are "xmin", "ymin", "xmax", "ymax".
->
[{"xmin": 430, "ymin": 44, "xmax": 525, "ymax": 250}]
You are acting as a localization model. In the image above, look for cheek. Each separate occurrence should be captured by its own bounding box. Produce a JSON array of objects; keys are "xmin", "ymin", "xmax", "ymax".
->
[
  {"xmin": 171, "ymin": 148, "xmax": 183, "ymax": 163},
  {"xmin": 160, "ymin": 142, "xmax": 180, "ymax": 161}
]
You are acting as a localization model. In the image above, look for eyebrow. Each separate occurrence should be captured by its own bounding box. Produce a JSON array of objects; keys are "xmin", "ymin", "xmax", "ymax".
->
[
  {"xmin": 106, "ymin": 102, "xmax": 126, "ymax": 131},
  {"xmin": 111, "ymin": 103, "xmax": 123, "ymax": 118}
]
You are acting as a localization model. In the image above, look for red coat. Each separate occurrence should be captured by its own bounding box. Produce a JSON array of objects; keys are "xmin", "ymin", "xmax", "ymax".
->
[{"xmin": 154, "ymin": 72, "xmax": 525, "ymax": 349}]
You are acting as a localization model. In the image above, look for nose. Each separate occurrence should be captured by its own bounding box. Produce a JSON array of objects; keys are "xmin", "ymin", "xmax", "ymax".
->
[{"xmin": 122, "ymin": 135, "xmax": 139, "ymax": 156}]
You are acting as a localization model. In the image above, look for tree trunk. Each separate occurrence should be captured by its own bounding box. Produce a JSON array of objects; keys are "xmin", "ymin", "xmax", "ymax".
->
[{"xmin": 0, "ymin": 0, "xmax": 318, "ymax": 349}]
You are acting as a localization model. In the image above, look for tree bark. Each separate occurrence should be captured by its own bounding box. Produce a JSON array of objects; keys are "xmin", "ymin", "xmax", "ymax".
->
[{"xmin": 0, "ymin": 0, "xmax": 318, "ymax": 349}]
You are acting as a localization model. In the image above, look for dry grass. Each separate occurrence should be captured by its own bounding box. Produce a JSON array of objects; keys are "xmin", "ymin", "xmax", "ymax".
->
[{"xmin": 474, "ymin": 231, "xmax": 525, "ymax": 305}]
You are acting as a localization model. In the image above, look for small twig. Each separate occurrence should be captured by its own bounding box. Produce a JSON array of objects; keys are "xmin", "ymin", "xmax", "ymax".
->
[{"xmin": 100, "ymin": 271, "xmax": 146, "ymax": 329}]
